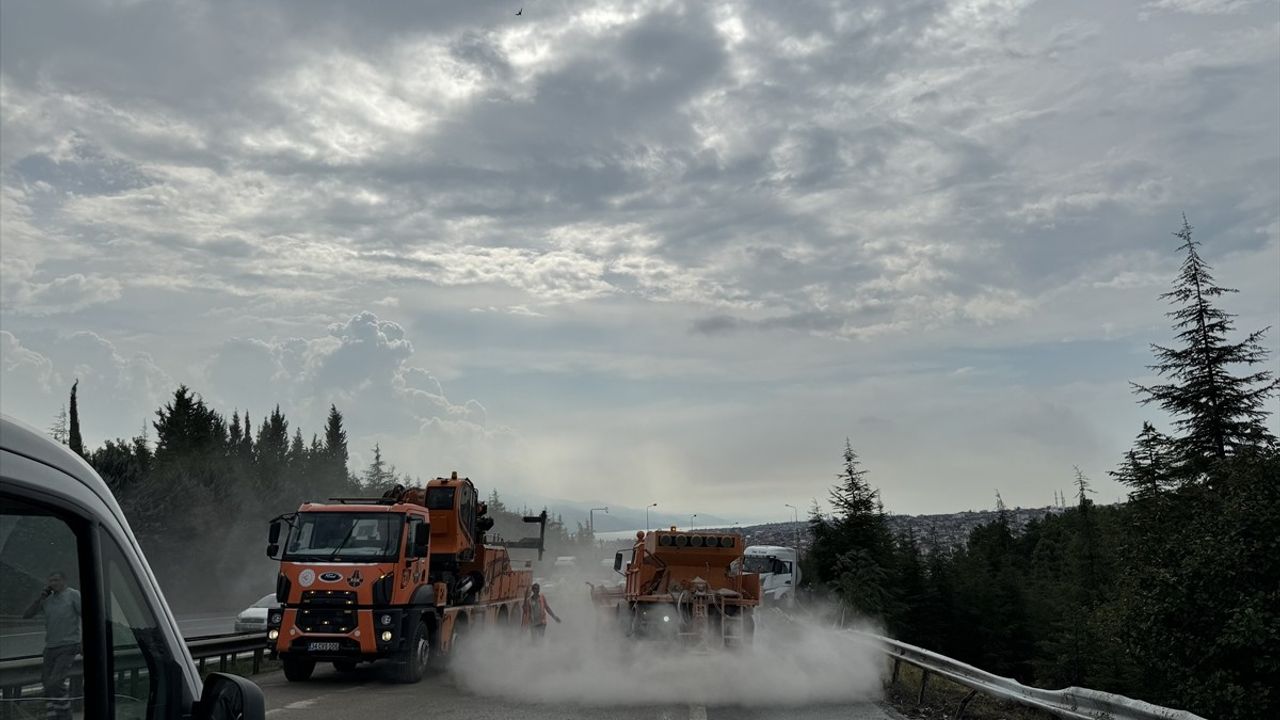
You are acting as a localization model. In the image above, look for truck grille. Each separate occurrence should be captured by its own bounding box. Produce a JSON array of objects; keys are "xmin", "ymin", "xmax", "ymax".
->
[
  {"xmin": 301, "ymin": 589, "xmax": 357, "ymax": 607},
  {"xmin": 297, "ymin": 589, "xmax": 359, "ymax": 632},
  {"xmin": 297, "ymin": 607, "xmax": 357, "ymax": 633}
]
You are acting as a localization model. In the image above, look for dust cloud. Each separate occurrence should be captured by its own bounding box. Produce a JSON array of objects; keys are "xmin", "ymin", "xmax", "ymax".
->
[{"xmin": 449, "ymin": 578, "xmax": 885, "ymax": 707}]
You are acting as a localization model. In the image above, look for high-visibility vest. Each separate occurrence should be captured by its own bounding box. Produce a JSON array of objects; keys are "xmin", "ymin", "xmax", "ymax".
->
[{"xmin": 524, "ymin": 594, "xmax": 550, "ymax": 625}]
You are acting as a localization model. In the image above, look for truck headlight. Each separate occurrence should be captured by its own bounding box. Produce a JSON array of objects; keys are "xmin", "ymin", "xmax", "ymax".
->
[
  {"xmin": 380, "ymin": 631, "xmax": 393, "ymax": 642},
  {"xmin": 380, "ymin": 614, "xmax": 392, "ymax": 626},
  {"xmin": 662, "ymin": 615, "xmax": 670, "ymax": 623},
  {"xmin": 269, "ymin": 613, "xmax": 282, "ymax": 626},
  {"xmin": 268, "ymin": 629, "xmax": 279, "ymax": 640}
]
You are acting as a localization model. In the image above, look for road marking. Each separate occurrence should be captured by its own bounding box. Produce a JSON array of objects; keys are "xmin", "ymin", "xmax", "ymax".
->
[
  {"xmin": 689, "ymin": 705, "xmax": 708, "ymax": 720},
  {"xmin": 266, "ymin": 699, "xmax": 318, "ymax": 715}
]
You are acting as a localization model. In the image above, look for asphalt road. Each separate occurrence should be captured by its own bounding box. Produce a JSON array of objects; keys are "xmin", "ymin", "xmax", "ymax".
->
[{"xmin": 258, "ymin": 664, "xmax": 898, "ymax": 720}]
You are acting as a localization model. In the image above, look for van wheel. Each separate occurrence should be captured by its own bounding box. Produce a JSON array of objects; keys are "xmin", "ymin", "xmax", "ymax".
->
[
  {"xmin": 333, "ymin": 659, "xmax": 357, "ymax": 672},
  {"xmin": 282, "ymin": 656, "xmax": 315, "ymax": 681},
  {"xmin": 394, "ymin": 621, "xmax": 429, "ymax": 683}
]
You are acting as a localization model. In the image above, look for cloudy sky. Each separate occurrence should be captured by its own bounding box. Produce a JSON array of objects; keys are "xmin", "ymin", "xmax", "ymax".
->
[{"xmin": 1, "ymin": 0, "xmax": 1277, "ymax": 520}]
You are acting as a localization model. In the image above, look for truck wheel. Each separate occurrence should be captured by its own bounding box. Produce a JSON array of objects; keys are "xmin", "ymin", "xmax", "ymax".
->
[
  {"xmin": 394, "ymin": 621, "xmax": 429, "ymax": 683},
  {"xmin": 333, "ymin": 659, "xmax": 357, "ymax": 673},
  {"xmin": 282, "ymin": 656, "xmax": 315, "ymax": 681}
]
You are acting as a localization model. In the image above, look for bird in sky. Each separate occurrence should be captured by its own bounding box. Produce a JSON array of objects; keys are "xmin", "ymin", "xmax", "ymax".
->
[{"xmin": 516, "ymin": 7, "xmax": 522, "ymax": 15}]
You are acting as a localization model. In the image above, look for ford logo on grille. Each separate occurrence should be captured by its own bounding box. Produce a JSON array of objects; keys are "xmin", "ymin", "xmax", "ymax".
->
[{"xmin": 318, "ymin": 572, "xmax": 343, "ymax": 583}]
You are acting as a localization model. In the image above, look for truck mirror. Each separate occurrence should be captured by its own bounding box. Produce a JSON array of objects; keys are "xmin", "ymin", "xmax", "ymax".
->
[
  {"xmin": 195, "ymin": 672, "xmax": 265, "ymax": 720},
  {"xmin": 613, "ymin": 551, "xmax": 623, "ymax": 573},
  {"xmin": 268, "ymin": 520, "xmax": 282, "ymax": 544},
  {"xmin": 413, "ymin": 523, "xmax": 431, "ymax": 557},
  {"xmin": 266, "ymin": 543, "xmax": 279, "ymax": 559}
]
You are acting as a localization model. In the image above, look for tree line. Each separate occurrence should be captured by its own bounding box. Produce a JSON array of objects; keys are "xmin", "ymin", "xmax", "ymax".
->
[
  {"xmin": 805, "ymin": 217, "xmax": 1277, "ymax": 720},
  {"xmin": 52, "ymin": 387, "xmax": 580, "ymax": 612}
]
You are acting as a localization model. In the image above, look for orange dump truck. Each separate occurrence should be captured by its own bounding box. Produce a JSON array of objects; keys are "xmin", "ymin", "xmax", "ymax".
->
[
  {"xmin": 594, "ymin": 528, "xmax": 760, "ymax": 648},
  {"xmin": 265, "ymin": 472, "xmax": 545, "ymax": 683}
]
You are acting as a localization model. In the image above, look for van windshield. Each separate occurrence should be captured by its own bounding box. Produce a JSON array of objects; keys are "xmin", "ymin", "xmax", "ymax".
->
[{"xmin": 283, "ymin": 512, "xmax": 403, "ymax": 562}]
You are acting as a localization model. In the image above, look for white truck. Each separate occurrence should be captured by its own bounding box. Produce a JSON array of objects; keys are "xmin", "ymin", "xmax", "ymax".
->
[{"xmin": 743, "ymin": 545, "xmax": 800, "ymax": 606}]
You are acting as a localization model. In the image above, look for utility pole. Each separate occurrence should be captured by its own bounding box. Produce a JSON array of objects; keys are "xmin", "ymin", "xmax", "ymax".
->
[
  {"xmin": 689, "ymin": 513, "xmax": 698, "ymax": 529},
  {"xmin": 646, "ymin": 503, "xmax": 658, "ymax": 533}
]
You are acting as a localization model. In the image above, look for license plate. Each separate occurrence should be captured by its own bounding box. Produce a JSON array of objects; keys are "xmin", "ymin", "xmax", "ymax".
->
[{"xmin": 307, "ymin": 642, "xmax": 340, "ymax": 652}]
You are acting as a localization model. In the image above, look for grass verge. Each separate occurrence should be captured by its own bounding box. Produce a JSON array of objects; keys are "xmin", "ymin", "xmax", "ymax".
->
[{"xmin": 882, "ymin": 661, "xmax": 1051, "ymax": 720}]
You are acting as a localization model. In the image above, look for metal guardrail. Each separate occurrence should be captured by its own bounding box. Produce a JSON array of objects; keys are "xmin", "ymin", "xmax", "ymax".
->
[
  {"xmin": 0, "ymin": 632, "xmax": 269, "ymax": 716},
  {"xmin": 845, "ymin": 628, "xmax": 1208, "ymax": 720}
]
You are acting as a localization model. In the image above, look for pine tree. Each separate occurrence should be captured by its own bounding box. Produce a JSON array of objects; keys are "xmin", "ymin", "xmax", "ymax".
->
[
  {"xmin": 362, "ymin": 444, "xmax": 396, "ymax": 491},
  {"xmin": 830, "ymin": 438, "xmax": 879, "ymax": 518},
  {"xmin": 1133, "ymin": 216, "xmax": 1278, "ymax": 474},
  {"xmin": 289, "ymin": 429, "xmax": 305, "ymax": 463},
  {"xmin": 322, "ymin": 404, "xmax": 351, "ymax": 490},
  {"xmin": 49, "ymin": 405, "xmax": 68, "ymax": 445},
  {"xmin": 1110, "ymin": 422, "xmax": 1176, "ymax": 499},
  {"xmin": 68, "ymin": 380, "xmax": 84, "ymax": 457},
  {"xmin": 229, "ymin": 411, "xmax": 243, "ymax": 448},
  {"xmin": 323, "ymin": 404, "xmax": 349, "ymax": 466}
]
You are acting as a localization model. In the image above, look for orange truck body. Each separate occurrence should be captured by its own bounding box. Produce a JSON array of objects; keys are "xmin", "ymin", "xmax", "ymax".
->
[
  {"xmin": 266, "ymin": 473, "xmax": 543, "ymax": 682},
  {"xmin": 594, "ymin": 528, "xmax": 760, "ymax": 648}
]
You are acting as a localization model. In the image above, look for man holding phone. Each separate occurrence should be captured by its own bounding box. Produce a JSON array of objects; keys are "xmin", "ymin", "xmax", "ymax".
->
[{"xmin": 23, "ymin": 571, "xmax": 81, "ymax": 720}]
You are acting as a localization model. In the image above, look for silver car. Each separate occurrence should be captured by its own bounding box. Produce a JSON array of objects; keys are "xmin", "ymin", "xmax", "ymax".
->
[{"xmin": 234, "ymin": 593, "xmax": 280, "ymax": 633}]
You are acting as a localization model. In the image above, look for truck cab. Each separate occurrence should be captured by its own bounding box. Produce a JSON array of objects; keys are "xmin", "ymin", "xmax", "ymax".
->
[
  {"xmin": 267, "ymin": 472, "xmax": 541, "ymax": 683},
  {"xmin": 0, "ymin": 414, "xmax": 264, "ymax": 720},
  {"xmin": 743, "ymin": 545, "xmax": 800, "ymax": 606},
  {"xmin": 268, "ymin": 497, "xmax": 434, "ymax": 683}
]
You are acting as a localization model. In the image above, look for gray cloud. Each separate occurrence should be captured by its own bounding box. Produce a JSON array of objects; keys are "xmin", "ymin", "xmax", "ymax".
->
[{"xmin": 2, "ymin": 0, "xmax": 1277, "ymax": 512}]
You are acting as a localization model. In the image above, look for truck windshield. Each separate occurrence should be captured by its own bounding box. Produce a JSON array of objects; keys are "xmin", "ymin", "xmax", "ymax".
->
[
  {"xmin": 283, "ymin": 512, "xmax": 403, "ymax": 562},
  {"xmin": 743, "ymin": 556, "xmax": 790, "ymax": 574}
]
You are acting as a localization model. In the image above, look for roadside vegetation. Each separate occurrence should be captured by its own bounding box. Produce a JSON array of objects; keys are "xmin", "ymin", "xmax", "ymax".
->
[{"xmin": 804, "ymin": 218, "xmax": 1277, "ymax": 720}]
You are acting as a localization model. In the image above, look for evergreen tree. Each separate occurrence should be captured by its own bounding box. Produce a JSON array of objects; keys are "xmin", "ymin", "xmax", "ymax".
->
[
  {"xmin": 362, "ymin": 444, "xmax": 397, "ymax": 491},
  {"xmin": 321, "ymin": 405, "xmax": 351, "ymax": 491},
  {"xmin": 323, "ymin": 405, "xmax": 349, "ymax": 466},
  {"xmin": 49, "ymin": 405, "xmax": 68, "ymax": 445},
  {"xmin": 830, "ymin": 438, "xmax": 878, "ymax": 518},
  {"xmin": 289, "ymin": 429, "xmax": 305, "ymax": 463},
  {"xmin": 1110, "ymin": 422, "xmax": 1176, "ymax": 500},
  {"xmin": 1134, "ymin": 216, "xmax": 1278, "ymax": 474},
  {"xmin": 811, "ymin": 438, "xmax": 895, "ymax": 619},
  {"xmin": 239, "ymin": 413, "xmax": 254, "ymax": 458},
  {"xmin": 68, "ymin": 380, "xmax": 84, "ymax": 457},
  {"xmin": 229, "ymin": 411, "xmax": 243, "ymax": 448}
]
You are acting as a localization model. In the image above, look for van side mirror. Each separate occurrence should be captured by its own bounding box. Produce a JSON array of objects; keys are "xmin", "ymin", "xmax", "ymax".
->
[
  {"xmin": 613, "ymin": 551, "xmax": 623, "ymax": 574},
  {"xmin": 196, "ymin": 672, "xmax": 265, "ymax": 720},
  {"xmin": 413, "ymin": 523, "xmax": 431, "ymax": 557}
]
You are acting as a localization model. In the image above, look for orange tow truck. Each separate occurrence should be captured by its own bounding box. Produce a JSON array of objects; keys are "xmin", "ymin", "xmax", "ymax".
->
[
  {"xmin": 593, "ymin": 528, "xmax": 761, "ymax": 649},
  {"xmin": 265, "ymin": 472, "xmax": 546, "ymax": 682}
]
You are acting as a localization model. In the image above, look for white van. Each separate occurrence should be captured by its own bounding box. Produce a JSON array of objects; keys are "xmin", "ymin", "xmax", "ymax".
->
[
  {"xmin": 0, "ymin": 414, "xmax": 266, "ymax": 719},
  {"xmin": 743, "ymin": 545, "xmax": 800, "ymax": 606}
]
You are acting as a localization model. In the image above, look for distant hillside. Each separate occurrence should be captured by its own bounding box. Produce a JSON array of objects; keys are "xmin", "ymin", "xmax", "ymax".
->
[{"xmin": 691, "ymin": 505, "xmax": 1068, "ymax": 553}]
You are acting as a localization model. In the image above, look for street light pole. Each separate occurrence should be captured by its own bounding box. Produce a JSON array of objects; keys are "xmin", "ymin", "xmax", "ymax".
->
[
  {"xmin": 689, "ymin": 513, "xmax": 698, "ymax": 530},
  {"xmin": 784, "ymin": 503, "xmax": 800, "ymax": 568},
  {"xmin": 589, "ymin": 506, "xmax": 608, "ymax": 534},
  {"xmin": 646, "ymin": 502, "xmax": 658, "ymax": 533}
]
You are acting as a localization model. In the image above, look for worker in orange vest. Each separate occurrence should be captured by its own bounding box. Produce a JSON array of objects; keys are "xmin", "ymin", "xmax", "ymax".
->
[{"xmin": 522, "ymin": 583, "xmax": 561, "ymax": 641}]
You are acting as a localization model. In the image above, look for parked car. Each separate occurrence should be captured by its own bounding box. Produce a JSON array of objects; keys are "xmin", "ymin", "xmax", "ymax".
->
[
  {"xmin": 0, "ymin": 414, "xmax": 265, "ymax": 720},
  {"xmin": 235, "ymin": 594, "xmax": 280, "ymax": 633}
]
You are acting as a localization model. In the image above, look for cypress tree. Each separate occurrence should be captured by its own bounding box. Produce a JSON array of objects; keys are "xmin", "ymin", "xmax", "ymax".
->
[{"xmin": 68, "ymin": 380, "xmax": 84, "ymax": 457}]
